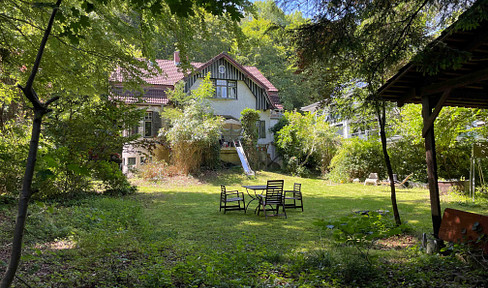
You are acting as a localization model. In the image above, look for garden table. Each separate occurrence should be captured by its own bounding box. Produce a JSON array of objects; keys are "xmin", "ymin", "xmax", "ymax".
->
[{"xmin": 242, "ymin": 185, "xmax": 266, "ymax": 213}]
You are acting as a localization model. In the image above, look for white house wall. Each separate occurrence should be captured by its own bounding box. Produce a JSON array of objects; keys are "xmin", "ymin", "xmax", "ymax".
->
[
  {"xmin": 122, "ymin": 105, "xmax": 162, "ymax": 174},
  {"xmin": 190, "ymin": 78, "xmax": 256, "ymax": 121}
]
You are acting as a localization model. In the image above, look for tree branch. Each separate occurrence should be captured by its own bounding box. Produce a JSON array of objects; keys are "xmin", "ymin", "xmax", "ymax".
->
[
  {"xmin": 25, "ymin": 0, "xmax": 63, "ymax": 90},
  {"xmin": 371, "ymin": 0, "xmax": 430, "ymax": 79}
]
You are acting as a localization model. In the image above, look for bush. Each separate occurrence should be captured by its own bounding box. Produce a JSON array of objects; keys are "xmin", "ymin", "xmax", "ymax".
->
[
  {"xmin": 388, "ymin": 136, "xmax": 426, "ymax": 182},
  {"xmin": 316, "ymin": 211, "xmax": 409, "ymax": 248},
  {"xmin": 389, "ymin": 104, "xmax": 484, "ymax": 183},
  {"xmin": 240, "ymin": 108, "xmax": 260, "ymax": 168},
  {"xmin": 275, "ymin": 112, "xmax": 340, "ymax": 176},
  {"xmin": 163, "ymin": 75, "xmax": 223, "ymax": 174},
  {"xmin": 27, "ymin": 95, "xmax": 142, "ymax": 198},
  {"xmin": 389, "ymin": 136, "xmax": 473, "ymax": 183},
  {"xmin": 0, "ymin": 123, "xmax": 29, "ymax": 196},
  {"xmin": 328, "ymin": 137, "xmax": 385, "ymax": 182}
]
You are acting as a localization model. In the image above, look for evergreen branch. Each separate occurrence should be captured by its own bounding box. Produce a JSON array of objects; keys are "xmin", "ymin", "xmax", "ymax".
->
[{"xmin": 371, "ymin": 0, "xmax": 430, "ymax": 81}]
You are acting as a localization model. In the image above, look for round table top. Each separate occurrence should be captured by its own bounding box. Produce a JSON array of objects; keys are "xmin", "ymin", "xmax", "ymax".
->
[{"xmin": 242, "ymin": 185, "xmax": 266, "ymax": 190}]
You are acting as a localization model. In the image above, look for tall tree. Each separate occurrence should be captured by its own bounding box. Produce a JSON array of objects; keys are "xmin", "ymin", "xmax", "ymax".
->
[
  {"xmin": 0, "ymin": 0, "xmax": 250, "ymax": 286},
  {"xmin": 289, "ymin": 0, "xmax": 483, "ymax": 225},
  {"xmin": 235, "ymin": 0, "xmax": 321, "ymax": 109},
  {"xmin": 148, "ymin": 0, "xmax": 324, "ymax": 110}
]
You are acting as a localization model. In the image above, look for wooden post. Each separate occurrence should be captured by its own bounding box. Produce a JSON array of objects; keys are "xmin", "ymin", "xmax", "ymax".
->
[{"xmin": 422, "ymin": 95, "xmax": 442, "ymax": 238}]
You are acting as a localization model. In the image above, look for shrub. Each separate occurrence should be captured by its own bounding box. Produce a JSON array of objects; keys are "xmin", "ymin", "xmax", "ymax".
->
[
  {"xmin": 0, "ymin": 123, "xmax": 30, "ymax": 196},
  {"xmin": 388, "ymin": 136, "xmax": 426, "ymax": 182},
  {"xmin": 275, "ymin": 111, "xmax": 340, "ymax": 176},
  {"xmin": 92, "ymin": 161, "xmax": 136, "ymax": 196},
  {"xmin": 163, "ymin": 75, "xmax": 223, "ymax": 174},
  {"xmin": 389, "ymin": 104, "xmax": 484, "ymax": 182},
  {"xmin": 328, "ymin": 137, "xmax": 385, "ymax": 182},
  {"xmin": 240, "ymin": 108, "xmax": 260, "ymax": 168},
  {"xmin": 28, "ymin": 95, "xmax": 142, "ymax": 198},
  {"xmin": 165, "ymin": 102, "xmax": 222, "ymax": 174},
  {"xmin": 389, "ymin": 136, "xmax": 473, "ymax": 183},
  {"xmin": 316, "ymin": 211, "xmax": 409, "ymax": 248}
]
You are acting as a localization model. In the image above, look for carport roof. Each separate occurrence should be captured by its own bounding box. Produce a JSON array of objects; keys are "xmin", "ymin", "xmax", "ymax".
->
[{"xmin": 378, "ymin": 9, "xmax": 488, "ymax": 108}]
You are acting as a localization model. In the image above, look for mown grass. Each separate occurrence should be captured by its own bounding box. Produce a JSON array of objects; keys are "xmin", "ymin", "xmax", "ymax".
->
[{"xmin": 1, "ymin": 169, "xmax": 487, "ymax": 287}]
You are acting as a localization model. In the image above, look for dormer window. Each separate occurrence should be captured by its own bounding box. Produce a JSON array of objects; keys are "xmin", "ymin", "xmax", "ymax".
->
[{"xmin": 214, "ymin": 79, "xmax": 237, "ymax": 99}]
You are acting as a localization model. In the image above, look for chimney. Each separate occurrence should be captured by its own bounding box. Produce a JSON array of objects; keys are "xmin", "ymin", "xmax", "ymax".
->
[{"xmin": 174, "ymin": 51, "xmax": 180, "ymax": 66}]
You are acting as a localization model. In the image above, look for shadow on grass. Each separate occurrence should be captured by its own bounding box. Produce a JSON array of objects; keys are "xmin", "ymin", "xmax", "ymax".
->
[{"xmin": 134, "ymin": 189, "xmax": 436, "ymax": 250}]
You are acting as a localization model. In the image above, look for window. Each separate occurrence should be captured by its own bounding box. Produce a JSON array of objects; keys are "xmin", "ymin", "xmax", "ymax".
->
[
  {"xmin": 127, "ymin": 157, "xmax": 136, "ymax": 166},
  {"xmin": 257, "ymin": 120, "xmax": 266, "ymax": 139},
  {"xmin": 140, "ymin": 156, "xmax": 145, "ymax": 165},
  {"xmin": 144, "ymin": 112, "xmax": 152, "ymax": 137},
  {"xmin": 214, "ymin": 79, "xmax": 237, "ymax": 99}
]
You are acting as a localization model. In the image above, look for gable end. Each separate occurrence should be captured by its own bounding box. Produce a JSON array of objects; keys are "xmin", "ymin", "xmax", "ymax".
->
[{"xmin": 184, "ymin": 57, "xmax": 272, "ymax": 110}]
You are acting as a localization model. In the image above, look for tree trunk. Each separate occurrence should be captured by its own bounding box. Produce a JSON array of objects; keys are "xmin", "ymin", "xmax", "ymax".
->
[
  {"xmin": 1, "ymin": 1, "xmax": 62, "ymax": 287},
  {"xmin": 1, "ymin": 112, "xmax": 43, "ymax": 288},
  {"xmin": 376, "ymin": 101, "xmax": 401, "ymax": 226}
]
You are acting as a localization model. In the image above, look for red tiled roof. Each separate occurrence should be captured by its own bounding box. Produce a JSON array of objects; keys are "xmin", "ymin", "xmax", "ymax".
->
[
  {"xmin": 111, "ymin": 60, "xmax": 205, "ymax": 86},
  {"xmin": 111, "ymin": 86, "xmax": 169, "ymax": 105},
  {"xmin": 111, "ymin": 53, "xmax": 281, "ymax": 107},
  {"xmin": 244, "ymin": 66, "xmax": 278, "ymax": 92}
]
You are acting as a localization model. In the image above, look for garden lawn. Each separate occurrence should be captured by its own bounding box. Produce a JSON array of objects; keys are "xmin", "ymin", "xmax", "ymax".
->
[{"xmin": 1, "ymin": 170, "xmax": 487, "ymax": 287}]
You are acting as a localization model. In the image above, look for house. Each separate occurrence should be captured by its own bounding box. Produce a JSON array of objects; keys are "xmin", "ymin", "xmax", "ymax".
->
[
  {"xmin": 111, "ymin": 52, "xmax": 283, "ymax": 172},
  {"xmin": 300, "ymin": 101, "xmax": 374, "ymax": 139}
]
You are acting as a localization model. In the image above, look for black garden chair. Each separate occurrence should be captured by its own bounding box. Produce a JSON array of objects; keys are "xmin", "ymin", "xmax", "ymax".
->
[
  {"xmin": 257, "ymin": 180, "xmax": 286, "ymax": 219},
  {"xmin": 284, "ymin": 183, "xmax": 303, "ymax": 211},
  {"xmin": 220, "ymin": 185, "xmax": 246, "ymax": 214}
]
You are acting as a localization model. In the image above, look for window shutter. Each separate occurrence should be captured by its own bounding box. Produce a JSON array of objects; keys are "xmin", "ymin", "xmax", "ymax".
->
[{"xmin": 152, "ymin": 111, "xmax": 162, "ymax": 137}]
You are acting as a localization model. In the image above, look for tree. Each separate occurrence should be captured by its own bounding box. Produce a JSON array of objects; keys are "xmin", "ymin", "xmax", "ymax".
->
[
  {"xmin": 0, "ymin": 0, "xmax": 250, "ymax": 286},
  {"xmin": 390, "ymin": 104, "xmax": 485, "ymax": 182},
  {"xmin": 235, "ymin": 0, "xmax": 321, "ymax": 109},
  {"xmin": 288, "ymin": 0, "xmax": 485, "ymax": 226}
]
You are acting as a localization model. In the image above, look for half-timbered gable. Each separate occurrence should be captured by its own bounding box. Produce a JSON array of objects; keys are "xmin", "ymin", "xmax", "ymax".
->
[{"xmin": 184, "ymin": 54, "xmax": 277, "ymax": 111}]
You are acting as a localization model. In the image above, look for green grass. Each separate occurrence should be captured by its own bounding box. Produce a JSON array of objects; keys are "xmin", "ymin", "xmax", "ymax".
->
[{"xmin": 1, "ymin": 170, "xmax": 487, "ymax": 287}]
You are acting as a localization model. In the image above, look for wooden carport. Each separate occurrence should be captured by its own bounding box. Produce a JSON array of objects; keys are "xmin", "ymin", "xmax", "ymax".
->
[{"xmin": 377, "ymin": 10, "xmax": 488, "ymax": 238}]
